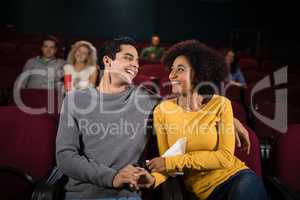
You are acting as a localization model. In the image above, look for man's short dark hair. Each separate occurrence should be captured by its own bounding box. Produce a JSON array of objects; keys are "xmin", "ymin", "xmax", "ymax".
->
[
  {"xmin": 41, "ymin": 35, "xmax": 59, "ymax": 47},
  {"xmin": 98, "ymin": 37, "xmax": 136, "ymax": 69}
]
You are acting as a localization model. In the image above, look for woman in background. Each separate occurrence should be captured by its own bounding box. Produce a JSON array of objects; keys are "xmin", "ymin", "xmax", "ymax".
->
[
  {"xmin": 64, "ymin": 41, "xmax": 98, "ymax": 92},
  {"xmin": 224, "ymin": 49, "xmax": 247, "ymax": 87}
]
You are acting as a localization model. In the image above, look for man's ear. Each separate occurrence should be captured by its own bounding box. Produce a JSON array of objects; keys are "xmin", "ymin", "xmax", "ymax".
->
[{"xmin": 103, "ymin": 55, "xmax": 111, "ymax": 68}]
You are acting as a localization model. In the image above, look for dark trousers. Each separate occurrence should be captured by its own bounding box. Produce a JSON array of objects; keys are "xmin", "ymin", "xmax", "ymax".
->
[{"xmin": 207, "ymin": 169, "xmax": 268, "ymax": 200}]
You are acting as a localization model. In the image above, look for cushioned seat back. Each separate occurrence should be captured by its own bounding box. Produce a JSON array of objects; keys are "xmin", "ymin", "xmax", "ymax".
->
[
  {"xmin": 235, "ymin": 125, "xmax": 262, "ymax": 176},
  {"xmin": 274, "ymin": 124, "xmax": 300, "ymax": 193},
  {"xmin": 0, "ymin": 106, "xmax": 58, "ymax": 199}
]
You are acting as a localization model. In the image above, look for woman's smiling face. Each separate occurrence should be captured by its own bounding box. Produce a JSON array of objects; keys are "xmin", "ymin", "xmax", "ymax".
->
[{"xmin": 168, "ymin": 55, "xmax": 196, "ymax": 95}]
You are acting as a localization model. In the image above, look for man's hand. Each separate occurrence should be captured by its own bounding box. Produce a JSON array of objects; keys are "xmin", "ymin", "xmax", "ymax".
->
[
  {"xmin": 147, "ymin": 157, "xmax": 166, "ymax": 173},
  {"xmin": 112, "ymin": 165, "xmax": 142, "ymax": 190},
  {"xmin": 234, "ymin": 118, "xmax": 251, "ymax": 154}
]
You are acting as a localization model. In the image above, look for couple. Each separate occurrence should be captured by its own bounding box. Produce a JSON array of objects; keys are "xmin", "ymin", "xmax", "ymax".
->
[{"xmin": 56, "ymin": 37, "xmax": 267, "ymax": 200}]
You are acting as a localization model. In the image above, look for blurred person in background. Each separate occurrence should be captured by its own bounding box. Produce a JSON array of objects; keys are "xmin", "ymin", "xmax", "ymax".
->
[
  {"xmin": 224, "ymin": 49, "xmax": 247, "ymax": 87},
  {"xmin": 63, "ymin": 41, "xmax": 98, "ymax": 92},
  {"xmin": 21, "ymin": 35, "xmax": 65, "ymax": 89},
  {"xmin": 141, "ymin": 35, "xmax": 165, "ymax": 61}
]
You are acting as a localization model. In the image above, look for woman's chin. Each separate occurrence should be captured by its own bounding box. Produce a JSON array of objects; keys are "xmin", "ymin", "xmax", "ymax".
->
[{"xmin": 171, "ymin": 88, "xmax": 183, "ymax": 95}]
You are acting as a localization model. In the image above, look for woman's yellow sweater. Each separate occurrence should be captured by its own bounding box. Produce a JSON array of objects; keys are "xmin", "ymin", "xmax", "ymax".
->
[{"xmin": 152, "ymin": 95, "xmax": 248, "ymax": 199}]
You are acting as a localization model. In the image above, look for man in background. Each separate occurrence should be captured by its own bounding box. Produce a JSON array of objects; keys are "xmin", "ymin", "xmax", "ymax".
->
[
  {"xmin": 141, "ymin": 35, "xmax": 164, "ymax": 61},
  {"xmin": 21, "ymin": 35, "xmax": 65, "ymax": 90}
]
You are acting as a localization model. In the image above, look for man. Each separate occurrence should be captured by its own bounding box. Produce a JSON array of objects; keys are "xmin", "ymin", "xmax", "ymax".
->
[
  {"xmin": 141, "ymin": 35, "xmax": 164, "ymax": 61},
  {"xmin": 56, "ymin": 37, "xmax": 159, "ymax": 199},
  {"xmin": 21, "ymin": 35, "xmax": 65, "ymax": 89},
  {"xmin": 56, "ymin": 37, "xmax": 250, "ymax": 199}
]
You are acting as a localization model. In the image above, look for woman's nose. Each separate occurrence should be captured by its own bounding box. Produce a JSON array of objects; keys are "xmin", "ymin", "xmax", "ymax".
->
[{"xmin": 169, "ymin": 71, "xmax": 177, "ymax": 80}]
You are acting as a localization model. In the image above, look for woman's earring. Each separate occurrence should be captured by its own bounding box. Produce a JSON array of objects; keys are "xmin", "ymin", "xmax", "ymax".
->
[{"xmin": 108, "ymin": 64, "xmax": 112, "ymax": 84}]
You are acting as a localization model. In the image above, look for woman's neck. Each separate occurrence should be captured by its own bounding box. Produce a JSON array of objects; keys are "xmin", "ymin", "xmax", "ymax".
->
[
  {"xmin": 74, "ymin": 62, "xmax": 86, "ymax": 72},
  {"xmin": 97, "ymin": 71, "xmax": 129, "ymax": 94},
  {"xmin": 178, "ymin": 91, "xmax": 204, "ymax": 111}
]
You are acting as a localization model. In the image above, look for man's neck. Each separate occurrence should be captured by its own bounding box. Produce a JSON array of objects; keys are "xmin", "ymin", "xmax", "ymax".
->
[
  {"xmin": 41, "ymin": 56, "xmax": 54, "ymax": 61},
  {"xmin": 97, "ymin": 72, "xmax": 129, "ymax": 94}
]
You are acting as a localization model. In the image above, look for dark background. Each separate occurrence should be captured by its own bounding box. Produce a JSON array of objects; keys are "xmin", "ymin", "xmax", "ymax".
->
[{"xmin": 0, "ymin": 0, "xmax": 299, "ymax": 65}]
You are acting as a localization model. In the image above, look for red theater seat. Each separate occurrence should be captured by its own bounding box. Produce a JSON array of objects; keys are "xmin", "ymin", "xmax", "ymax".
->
[
  {"xmin": 159, "ymin": 75, "xmax": 173, "ymax": 99},
  {"xmin": 139, "ymin": 58, "xmax": 161, "ymax": 65},
  {"xmin": 235, "ymin": 125, "xmax": 262, "ymax": 176},
  {"xmin": 252, "ymin": 102, "xmax": 280, "ymax": 140},
  {"xmin": 239, "ymin": 58, "xmax": 259, "ymax": 70},
  {"xmin": 0, "ymin": 106, "xmax": 58, "ymax": 200},
  {"xmin": 250, "ymin": 102, "xmax": 298, "ymax": 141},
  {"xmin": 261, "ymin": 60, "xmax": 277, "ymax": 73},
  {"xmin": 0, "ymin": 55, "xmax": 27, "ymax": 68},
  {"xmin": 243, "ymin": 71, "xmax": 266, "ymax": 84},
  {"xmin": 133, "ymin": 74, "xmax": 158, "ymax": 93},
  {"xmin": 139, "ymin": 64, "xmax": 168, "ymax": 80},
  {"xmin": 0, "ymin": 66, "xmax": 21, "ymax": 90},
  {"xmin": 223, "ymin": 83, "xmax": 245, "ymax": 103},
  {"xmin": 19, "ymin": 44, "xmax": 41, "ymax": 57},
  {"xmin": 0, "ymin": 42, "xmax": 17, "ymax": 55},
  {"xmin": 232, "ymin": 101, "xmax": 248, "ymax": 125},
  {"xmin": 274, "ymin": 124, "xmax": 300, "ymax": 193},
  {"xmin": 9, "ymin": 89, "xmax": 62, "ymax": 121}
]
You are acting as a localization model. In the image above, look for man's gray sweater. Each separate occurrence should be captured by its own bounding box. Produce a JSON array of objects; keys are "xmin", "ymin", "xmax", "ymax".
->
[{"xmin": 56, "ymin": 86, "xmax": 159, "ymax": 199}]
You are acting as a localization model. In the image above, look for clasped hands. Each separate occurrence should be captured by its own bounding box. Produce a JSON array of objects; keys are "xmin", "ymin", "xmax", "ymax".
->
[
  {"xmin": 112, "ymin": 118, "xmax": 251, "ymax": 191},
  {"xmin": 112, "ymin": 157, "xmax": 166, "ymax": 190}
]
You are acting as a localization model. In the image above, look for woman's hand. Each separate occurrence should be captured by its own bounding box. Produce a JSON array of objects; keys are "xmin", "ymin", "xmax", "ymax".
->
[
  {"xmin": 147, "ymin": 157, "xmax": 166, "ymax": 173},
  {"xmin": 229, "ymin": 80, "xmax": 243, "ymax": 87},
  {"xmin": 234, "ymin": 118, "xmax": 251, "ymax": 154},
  {"xmin": 135, "ymin": 167, "xmax": 156, "ymax": 189}
]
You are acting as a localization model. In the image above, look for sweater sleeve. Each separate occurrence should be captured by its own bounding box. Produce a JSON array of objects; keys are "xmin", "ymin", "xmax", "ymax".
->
[
  {"xmin": 20, "ymin": 59, "xmax": 34, "ymax": 88},
  {"xmin": 56, "ymin": 59, "xmax": 66, "ymax": 80},
  {"xmin": 165, "ymin": 99, "xmax": 236, "ymax": 172},
  {"xmin": 55, "ymin": 95, "xmax": 117, "ymax": 187},
  {"xmin": 141, "ymin": 47, "xmax": 149, "ymax": 59},
  {"xmin": 234, "ymin": 68, "xmax": 247, "ymax": 87},
  {"xmin": 151, "ymin": 105, "xmax": 169, "ymax": 188},
  {"xmin": 89, "ymin": 66, "xmax": 97, "ymax": 75},
  {"xmin": 54, "ymin": 59, "xmax": 66, "ymax": 90}
]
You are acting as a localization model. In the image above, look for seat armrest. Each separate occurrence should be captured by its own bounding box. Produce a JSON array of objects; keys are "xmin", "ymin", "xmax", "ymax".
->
[
  {"xmin": 264, "ymin": 176, "xmax": 300, "ymax": 200},
  {"xmin": 0, "ymin": 165, "xmax": 34, "ymax": 185},
  {"xmin": 31, "ymin": 174, "xmax": 68, "ymax": 200}
]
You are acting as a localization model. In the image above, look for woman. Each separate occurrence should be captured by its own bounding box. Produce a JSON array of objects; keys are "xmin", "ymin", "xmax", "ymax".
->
[
  {"xmin": 142, "ymin": 40, "xmax": 267, "ymax": 200},
  {"xmin": 224, "ymin": 49, "xmax": 247, "ymax": 87},
  {"xmin": 64, "ymin": 41, "xmax": 98, "ymax": 92}
]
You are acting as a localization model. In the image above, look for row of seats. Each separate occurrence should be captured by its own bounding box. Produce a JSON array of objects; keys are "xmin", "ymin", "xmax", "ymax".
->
[
  {"xmin": 0, "ymin": 43, "xmax": 49, "ymax": 57},
  {"xmin": 1, "ymin": 31, "xmax": 299, "ymax": 155},
  {"xmin": 0, "ymin": 42, "xmax": 284, "ymax": 71},
  {"xmin": 1, "ymin": 104, "xmax": 299, "ymax": 198},
  {"xmin": 5, "ymin": 87, "xmax": 248, "ymax": 125},
  {"xmin": 1, "ymin": 63, "xmax": 298, "ymax": 121},
  {"xmin": 9, "ymin": 86, "xmax": 300, "ymax": 141},
  {"xmin": 0, "ymin": 106, "xmax": 58, "ymax": 200},
  {"xmin": 1, "ymin": 62, "xmax": 299, "ymax": 135},
  {"xmin": 0, "ymin": 105, "xmax": 265, "ymax": 200},
  {"xmin": 0, "ymin": 31, "xmax": 64, "ymax": 45}
]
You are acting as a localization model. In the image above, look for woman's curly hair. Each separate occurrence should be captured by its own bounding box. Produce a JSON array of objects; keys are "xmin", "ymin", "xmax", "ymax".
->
[
  {"xmin": 67, "ymin": 40, "xmax": 97, "ymax": 67},
  {"xmin": 162, "ymin": 40, "xmax": 228, "ymax": 95}
]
